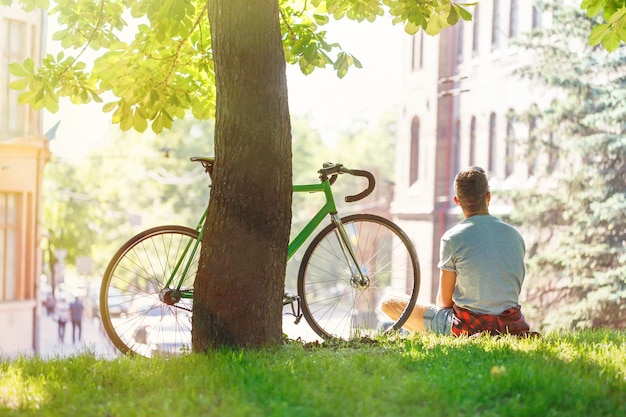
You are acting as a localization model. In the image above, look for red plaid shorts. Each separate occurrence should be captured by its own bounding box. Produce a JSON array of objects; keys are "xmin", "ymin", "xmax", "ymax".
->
[{"xmin": 451, "ymin": 304, "xmax": 531, "ymax": 336}]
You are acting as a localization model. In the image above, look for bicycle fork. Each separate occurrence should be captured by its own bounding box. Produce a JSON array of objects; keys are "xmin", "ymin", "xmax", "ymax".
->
[{"xmin": 330, "ymin": 214, "xmax": 370, "ymax": 289}]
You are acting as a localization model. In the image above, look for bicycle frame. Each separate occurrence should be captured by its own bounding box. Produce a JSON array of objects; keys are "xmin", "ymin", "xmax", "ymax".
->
[{"xmin": 162, "ymin": 176, "xmax": 365, "ymax": 301}]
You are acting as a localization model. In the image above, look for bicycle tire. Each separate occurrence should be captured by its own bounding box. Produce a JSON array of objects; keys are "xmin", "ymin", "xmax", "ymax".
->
[
  {"xmin": 100, "ymin": 225, "xmax": 199, "ymax": 357},
  {"xmin": 297, "ymin": 214, "xmax": 420, "ymax": 340}
]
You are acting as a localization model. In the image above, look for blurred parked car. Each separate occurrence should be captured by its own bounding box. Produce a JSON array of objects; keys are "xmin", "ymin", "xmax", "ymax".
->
[{"xmin": 130, "ymin": 300, "xmax": 191, "ymax": 356}]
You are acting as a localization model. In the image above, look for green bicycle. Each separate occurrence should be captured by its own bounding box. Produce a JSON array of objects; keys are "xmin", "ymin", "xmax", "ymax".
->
[{"xmin": 100, "ymin": 157, "xmax": 420, "ymax": 357}]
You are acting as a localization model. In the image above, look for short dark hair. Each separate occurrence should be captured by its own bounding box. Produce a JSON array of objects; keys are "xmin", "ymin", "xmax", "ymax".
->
[{"xmin": 454, "ymin": 166, "xmax": 489, "ymax": 212}]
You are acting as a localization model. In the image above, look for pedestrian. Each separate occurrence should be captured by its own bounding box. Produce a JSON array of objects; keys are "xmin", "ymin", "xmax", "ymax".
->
[
  {"xmin": 382, "ymin": 166, "xmax": 536, "ymax": 336},
  {"xmin": 44, "ymin": 293, "xmax": 55, "ymax": 316},
  {"xmin": 55, "ymin": 297, "xmax": 70, "ymax": 343},
  {"xmin": 69, "ymin": 296, "xmax": 85, "ymax": 344}
]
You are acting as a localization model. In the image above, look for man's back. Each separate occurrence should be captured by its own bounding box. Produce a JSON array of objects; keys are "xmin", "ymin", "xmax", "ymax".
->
[{"xmin": 438, "ymin": 214, "xmax": 525, "ymax": 314}]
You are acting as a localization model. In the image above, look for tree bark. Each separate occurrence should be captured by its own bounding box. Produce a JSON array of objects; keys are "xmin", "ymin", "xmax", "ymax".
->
[{"xmin": 192, "ymin": 0, "xmax": 292, "ymax": 349}]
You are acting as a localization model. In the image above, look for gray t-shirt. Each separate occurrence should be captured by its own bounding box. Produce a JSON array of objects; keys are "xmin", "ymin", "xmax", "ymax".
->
[{"xmin": 437, "ymin": 214, "xmax": 525, "ymax": 315}]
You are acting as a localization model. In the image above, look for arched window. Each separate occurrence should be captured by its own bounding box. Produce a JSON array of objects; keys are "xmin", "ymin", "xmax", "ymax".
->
[
  {"xmin": 505, "ymin": 115, "xmax": 515, "ymax": 177},
  {"xmin": 469, "ymin": 116, "xmax": 477, "ymax": 166},
  {"xmin": 409, "ymin": 117, "xmax": 420, "ymax": 184},
  {"xmin": 509, "ymin": 0, "xmax": 519, "ymax": 38},
  {"xmin": 453, "ymin": 118, "xmax": 461, "ymax": 180},
  {"xmin": 491, "ymin": 0, "xmax": 501, "ymax": 48},
  {"xmin": 547, "ymin": 100, "xmax": 559, "ymax": 174},
  {"xmin": 532, "ymin": 6, "xmax": 542, "ymax": 29},
  {"xmin": 527, "ymin": 111, "xmax": 540, "ymax": 176},
  {"xmin": 472, "ymin": 4, "xmax": 480, "ymax": 55},
  {"xmin": 457, "ymin": 19, "xmax": 465, "ymax": 62},
  {"xmin": 488, "ymin": 112, "xmax": 497, "ymax": 174},
  {"xmin": 411, "ymin": 32, "xmax": 424, "ymax": 71}
]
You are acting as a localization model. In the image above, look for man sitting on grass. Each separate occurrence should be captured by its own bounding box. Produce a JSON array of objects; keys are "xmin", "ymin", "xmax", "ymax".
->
[{"xmin": 383, "ymin": 166, "xmax": 535, "ymax": 336}]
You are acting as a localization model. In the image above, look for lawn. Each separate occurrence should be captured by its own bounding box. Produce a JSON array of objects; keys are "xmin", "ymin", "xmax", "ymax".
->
[{"xmin": 1, "ymin": 329, "xmax": 624, "ymax": 416}]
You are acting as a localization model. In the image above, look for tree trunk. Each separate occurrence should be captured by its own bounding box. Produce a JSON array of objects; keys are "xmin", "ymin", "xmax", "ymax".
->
[{"xmin": 192, "ymin": 0, "xmax": 292, "ymax": 349}]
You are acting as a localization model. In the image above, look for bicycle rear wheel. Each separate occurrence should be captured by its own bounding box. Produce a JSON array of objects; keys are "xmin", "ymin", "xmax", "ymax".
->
[
  {"xmin": 100, "ymin": 225, "xmax": 199, "ymax": 357},
  {"xmin": 297, "ymin": 214, "xmax": 420, "ymax": 340}
]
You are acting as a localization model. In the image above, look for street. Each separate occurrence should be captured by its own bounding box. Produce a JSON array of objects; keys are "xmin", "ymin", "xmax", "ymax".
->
[{"xmin": 37, "ymin": 310, "xmax": 119, "ymax": 358}]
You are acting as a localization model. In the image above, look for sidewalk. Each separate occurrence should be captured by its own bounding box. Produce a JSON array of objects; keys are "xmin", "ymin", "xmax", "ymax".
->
[{"xmin": 37, "ymin": 311, "xmax": 119, "ymax": 359}]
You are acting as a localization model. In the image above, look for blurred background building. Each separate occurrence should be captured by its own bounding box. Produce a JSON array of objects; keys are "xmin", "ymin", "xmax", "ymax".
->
[
  {"xmin": 0, "ymin": 4, "xmax": 49, "ymax": 357},
  {"xmin": 393, "ymin": 0, "xmax": 555, "ymax": 302}
]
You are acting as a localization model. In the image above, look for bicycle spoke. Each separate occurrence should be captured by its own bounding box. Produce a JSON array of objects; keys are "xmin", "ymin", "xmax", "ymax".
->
[
  {"xmin": 299, "ymin": 214, "xmax": 419, "ymax": 340},
  {"xmin": 101, "ymin": 226, "xmax": 198, "ymax": 357}
]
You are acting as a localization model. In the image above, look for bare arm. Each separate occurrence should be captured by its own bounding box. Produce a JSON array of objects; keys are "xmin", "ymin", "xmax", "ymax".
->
[{"xmin": 436, "ymin": 269, "xmax": 457, "ymax": 308}]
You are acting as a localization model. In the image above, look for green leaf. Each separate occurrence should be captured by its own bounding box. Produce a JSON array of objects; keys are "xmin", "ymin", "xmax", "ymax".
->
[
  {"xmin": 17, "ymin": 90, "xmax": 35, "ymax": 105},
  {"xmin": 120, "ymin": 113, "xmax": 133, "ymax": 131},
  {"xmin": 404, "ymin": 21, "xmax": 420, "ymax": 36},
  {"xmin": 456, "ymin": 4, "xmax": 475, "ymax": 21},
  {"xmin": 447, "ymin": 6, "xmax": 459, "ymax": 26},
  {"xmin": 34, "ymin": 87, "xmax": 45, "ymax": 103},
  {"xmin": 23, "ymin": 58, "xmax": 35, "ymax": 74},
  {"xmin": 313, "ymin": 14, "xmax": 329, "ymax": 25},
  {"xmin": 8, "ymin": 62, "xmax": 28, "ymax": 77},
  {"xmin": 9, "ymin": 77, "xmax": 30, "ymax": 90},
  {"xmin": 152, "ymin": 113, "xmax": 164, "ymax": 134},
  {"xmin": 589, "ymin": 24, "xmax": 610, "ymax": 46},
  {"xmin": 617, "ymin": 22, "xmax": 626, "ymax": 42},
  {"xmin": 292, "ymin": 37, "xmax": 309, "ymax": 55},
  {"xmin": 425, "ymin": 14, "xmax": 449, "ymax": 36},
  {"xmin": 133, "ymin": 110, "xmax": 148, "ymax": 132},
  {"xmin": 304, "ymin": 43, "xmax": 318, "ymax": 62},
  {"xmin": 90, "ymin": 90, "xmax": 103, "ymax": 103},
  {"xmin": 602, "ymin": 28, "xmax": 621, "ymax": 52},
  {"xmin": 103, "ymin": 101, "xmax": 117, "ymax": 113},
  {"xmin": 44, "ymin": 92, "xmax": 59, "ymax": 113},
  {"xmin": 52, "ymin": 29, "xmax": 68, "ymax": 42},
  {"xmin": 579, "ymin": 0, "xmax": 594, "ymax": 9},
  {"xmin": 585, "ymin": 0, "xmax": 604, "ymax": 17}
]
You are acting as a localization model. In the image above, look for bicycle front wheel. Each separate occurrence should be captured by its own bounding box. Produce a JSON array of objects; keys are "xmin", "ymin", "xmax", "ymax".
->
[
  {"xmin": 100, "ymin": 225, "xmax": 199, "ymax": 357},
  {"xmin": 298, "ymin": 214, "xmax": 420, "ymax": 340}
]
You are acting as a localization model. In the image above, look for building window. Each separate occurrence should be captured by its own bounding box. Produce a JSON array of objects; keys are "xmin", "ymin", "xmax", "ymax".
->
[
  {"xmin": 0, "ymin": 193, "xmax": 20, "ymax": 301},
  {"xmin": 505, "ymin": 115, "xmax": 515, "ymax": 178},
  {"xmin": 509, "ymin": 0, "xmax": 519, "ymax": 38},
  {"xmin": 409, "ymin": 117, "xmax": 420, "ymax": 184},
  {"xmin": 472, "ymin": 4, "xmax": 480, "ymax": 55},
  {"xmin": 491, "ymin": 0, "xmax": 501, "ymax": 48},
  {"xmin": 547, "ymin": 131, "xmax": 558, "ymax": 174},
  {"xmin": 411, "ymin": 32, "xmax": 424, "ymax": 71},
  {"xmin": 2, "ymin": 19, "xmax": 28, "ymax": 137},
  {"xmin": 469, "ymin": 116, "xmax": 476, "ymax": 166},
  {"xmin": 532, "ymin": 6, "xmax": 542, "ymax": 29},
  {"xmin": 488, "ymin": 112, "xmax": 497, "ymax": 174},
  {"xmin": 457, "ymin": 19, "xmax": 464, "ymax": 62},
  {"xmin": 452, "ymin": 118, "xmax": 461, "ymax": 179},
  {"xmin": 527, "ymin": 114, "xmax": 540, "ymax": 176}
]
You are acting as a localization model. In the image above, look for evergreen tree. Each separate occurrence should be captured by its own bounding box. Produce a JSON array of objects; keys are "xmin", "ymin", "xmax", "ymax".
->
[{"xmin": 509, "ymin": 2, "xmax": 626, "ymax": 330}]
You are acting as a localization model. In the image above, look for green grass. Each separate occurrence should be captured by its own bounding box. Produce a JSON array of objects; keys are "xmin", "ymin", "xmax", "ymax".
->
[{"xmin": 1, "ymin": 329, "xmax": 624, "ymax": 416}]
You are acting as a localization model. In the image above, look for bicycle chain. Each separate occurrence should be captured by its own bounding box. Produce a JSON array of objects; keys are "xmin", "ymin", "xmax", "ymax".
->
[{"xmin": 172, "ymin": 304, "xmax": 192, "ymax": 313}]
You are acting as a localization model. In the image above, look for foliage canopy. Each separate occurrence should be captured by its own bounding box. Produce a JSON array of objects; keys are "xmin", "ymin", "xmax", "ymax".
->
[
  {"xmin": 6, "ymin": 0, "xmax": 475, "ymax": 134},
  {"xmin": 581, "ymin": 0, "xmax": 626, "ymax": 52}
]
